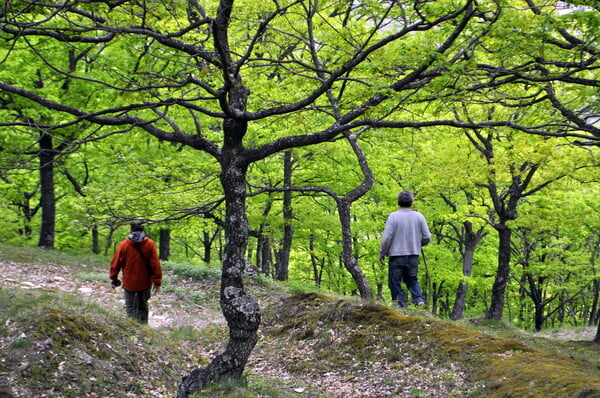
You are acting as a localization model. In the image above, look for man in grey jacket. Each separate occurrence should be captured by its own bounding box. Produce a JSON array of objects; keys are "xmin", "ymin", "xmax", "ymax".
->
[{"xmin": 379, "ymin": 190, "xmax": 431, "ymax": 308}]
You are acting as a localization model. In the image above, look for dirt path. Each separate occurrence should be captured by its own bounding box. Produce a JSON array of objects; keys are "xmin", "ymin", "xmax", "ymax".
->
[
  {"xmin": 0, "ymin": 260, "xmax": 224, "ymax": 331},
  {"xmin": 2, "ymin": 259, "xmax": 596, "ymax": 340}
]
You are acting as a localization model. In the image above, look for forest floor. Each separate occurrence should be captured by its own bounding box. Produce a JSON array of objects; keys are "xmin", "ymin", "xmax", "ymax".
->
[{"xmin": 0, "ymin": 246, "xmax": 599, "ymax": 398}]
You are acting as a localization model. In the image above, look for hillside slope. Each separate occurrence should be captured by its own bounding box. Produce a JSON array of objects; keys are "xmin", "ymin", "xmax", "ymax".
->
[{"xmin": 0, "ymin": 247, "xmax": 599, "ymax": 397}]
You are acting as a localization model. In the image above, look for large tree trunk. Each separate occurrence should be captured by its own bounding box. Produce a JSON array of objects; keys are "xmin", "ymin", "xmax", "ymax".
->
[
  {"xmin": 487, "ymin": 224, "xmax": 512, "ymax": 320},
  {"xmin": 38, "ymin": 131, "xmax": 55, "ymax": 249},
  {"xmin": 178, "ymin": 117, "xmax": 260, "ymax": 396}
]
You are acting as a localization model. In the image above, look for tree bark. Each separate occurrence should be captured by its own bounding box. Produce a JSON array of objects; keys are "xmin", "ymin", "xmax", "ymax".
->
[
  {"xmin": 309, "ymin": 234, "xmax": 323, "ymax": 287},
  {"xmin": 38, "ymin": 131, "xmax": 55, "ymax": 249},
  {"xmin": 451, "ymin": 221, "xmax": 485, "ymax": 320},
  {"xmin": 275, "ymin": 150, "xmax": 294, "ymax": 281},
  {"xmin": 258, "ymin": 233, "xmax": 272, "ymax": 277},
  {"xmin": 159, "ymin": 228, "xmax": 171, "ymax": 261},
  {"xmin": 338, "ymin": 199, "xmax": 372, "ymax": 299},
  {"xmin": 487, "ymin": 224, "xmax": 512, "ymax": 319},
  {"xmin": 178, "ymin": 108, "xmax": 260, "ymax": 396},
  {"xmin": 451, "ymin": 281, "xmax": 470, "ymax": 321},
  {"xmin": 201, "ymin": 231, "xmax": 212, "ymax": 263},
  {"xmin": 91, "ymin": 224, "xmax": 100, "ymax": 254}
]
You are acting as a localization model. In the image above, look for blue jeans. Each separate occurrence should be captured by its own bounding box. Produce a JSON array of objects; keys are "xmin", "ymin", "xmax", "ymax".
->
[{"xmin": 388, "ymin": 255, "xmax": 424, "ymax": 307}]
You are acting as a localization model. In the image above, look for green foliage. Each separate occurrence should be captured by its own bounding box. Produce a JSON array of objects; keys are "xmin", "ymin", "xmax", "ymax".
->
[{"xmin": 0, "ymin": 0, "xmax": 598, "ymax": 336}]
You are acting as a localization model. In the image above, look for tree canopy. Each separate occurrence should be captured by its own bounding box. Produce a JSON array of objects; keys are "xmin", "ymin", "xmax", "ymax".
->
[{"xmin": 0, "ymin": 0, "xmax": 598, "ymax": 395}]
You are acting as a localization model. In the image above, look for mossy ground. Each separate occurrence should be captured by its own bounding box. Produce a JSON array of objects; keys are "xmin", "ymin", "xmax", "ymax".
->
[
  {"xmin": 260, "ymin": 293, "xmax": 600, "ymax": 398},
  {"xmin": 1, "ymin": 244, "xmax": 599, "ymax": 397}
]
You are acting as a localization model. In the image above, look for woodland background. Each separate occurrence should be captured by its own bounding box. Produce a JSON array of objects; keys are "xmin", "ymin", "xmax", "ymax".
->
[{"xmin": 0, "ymin": 0, "xmax": 599, "ymax": 394}]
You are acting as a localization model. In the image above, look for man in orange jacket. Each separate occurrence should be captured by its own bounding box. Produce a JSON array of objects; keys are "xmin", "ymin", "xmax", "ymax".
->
[{"xmin": 109, "ymin": 221, "xmax": 162, "ymax": 324}]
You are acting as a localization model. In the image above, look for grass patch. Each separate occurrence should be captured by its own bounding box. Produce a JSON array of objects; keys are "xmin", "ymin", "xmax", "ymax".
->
[
  {"xmin": 0, "ymin": 288, "xmax": 195, "ymax": 397},
  {"xmin": 77, "ymin": 271, "xmax": 108, "ymax": 283},
  {"xmin": 0, "ymin": 243, "xmax": 109, "ymax": 269},
  {"xmin": 162, "ymin": 260, "xmax": 222, "ymax": 281}
]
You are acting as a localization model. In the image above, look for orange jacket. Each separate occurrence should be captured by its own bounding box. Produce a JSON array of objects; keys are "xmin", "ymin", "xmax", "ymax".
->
[{"xmin": 109, "ymin": 237, "xmax": 162, "ymax": 292}]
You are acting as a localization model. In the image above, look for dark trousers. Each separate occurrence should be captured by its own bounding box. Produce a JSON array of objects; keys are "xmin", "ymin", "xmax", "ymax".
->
[
  {"xmin": 124, "ymin": 288, "xmax": 151, "ymax": 324},
  {"xmin": 388, "ymin": 255, "xmax": 424, "ymax": 307}
]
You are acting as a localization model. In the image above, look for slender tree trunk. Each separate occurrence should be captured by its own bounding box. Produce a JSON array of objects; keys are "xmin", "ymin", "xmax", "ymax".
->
[
  {"xmin": 258, "ymin": 234, "xmax": 272, "ymax": 277},
  {"xmin": 309, "ymin": 235, "xmax": 322, "ymax": 287},
  {"xmin": 590, "ymin": 280, "xmax": 600, "ymax": 326},
  {"xmin": 338, "ymin": 200, "xmax": 372, "ymax": 299},
  {"xmin": 275, "ymin": 150, "xmax": 294, "ymax": 281},
  {"xmin": 18, "ymin": 191, "xmax": 36, "ymax": 238},
  {"xmin": 159, "ymin": 228, "xmax": 171, "ymax": 261},
  {"xmin": 451, "ymin": 281, "xmax": 469, "ymax": 320},
  {"xmin": 487, "ymin": 224, "xmax": 512, "ymax": 320},
  {"xmin": 256, "ymin": 197, "xmax": 273, "ymax": 276},
  {"xmin": 202, "ymin": 231, "xmax": 212, "ymax": 263},
  {"xmin": 451, "ymin": 235, "xmax": 476, "ymax": 320},
  {"xmin": 333, "ymin": 134, "xmax": 374, "ymax": 300},
  {"xmin": 38, "ymin": 131, "xmax": 55, "ymax": 249},
  {"xmin": 92, "ymin": 224, "xmax": 100, "ymax": 254}
]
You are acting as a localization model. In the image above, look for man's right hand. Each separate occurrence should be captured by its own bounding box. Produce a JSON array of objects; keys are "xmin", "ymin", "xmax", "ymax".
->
[{"xmin": 111, "ymin": 279, "xmax": 121, "ymax": 288}]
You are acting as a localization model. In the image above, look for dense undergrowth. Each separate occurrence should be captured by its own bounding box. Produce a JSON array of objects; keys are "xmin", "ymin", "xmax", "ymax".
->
[{"xmin": 0, "ymin": 244, "xmax": 599, "ymax": 397}]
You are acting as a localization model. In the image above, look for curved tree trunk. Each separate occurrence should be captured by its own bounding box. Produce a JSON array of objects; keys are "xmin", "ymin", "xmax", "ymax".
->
[
  {"xmin": 334, "ymin": 134, "xmax": 374, "ymax": 300},
  {"xmin": 338, "ymin": 199, "xmax": 372, "ymax": 299},
  {"xmin": 178, "ymin": 117, "xmax": 260, "ymax": 396}
]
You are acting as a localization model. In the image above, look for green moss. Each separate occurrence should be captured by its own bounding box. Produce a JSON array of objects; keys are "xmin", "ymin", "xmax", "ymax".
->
[
  {"xmin": 476, "ymin": 351, "xmax": 600, "ymax": 397},
  {"xmin": 265, "ymin": 293, "xmax": 600, "ymax": 398}
]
